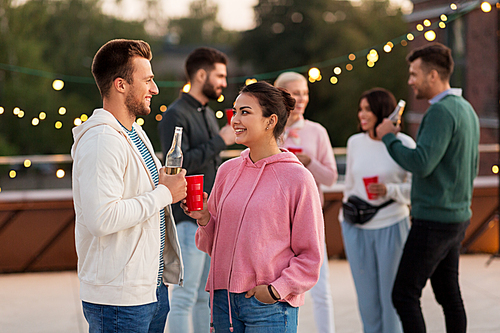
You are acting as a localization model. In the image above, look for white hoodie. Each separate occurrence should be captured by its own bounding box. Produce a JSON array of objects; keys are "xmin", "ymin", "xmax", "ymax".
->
[{"xmin": 71, "ymin": 108, "xmax": 183, "ymax": 306}]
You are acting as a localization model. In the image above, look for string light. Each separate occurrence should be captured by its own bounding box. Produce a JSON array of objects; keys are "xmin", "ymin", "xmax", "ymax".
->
[
  {"xmin": 348, "ymin": 54, "xmax": 356, "ymax": 61},
  {"xmin": 383, "ymin": 44, "xmax": 392, "ymax": 53},
  {"xmin": 17, "ymin": 110, "xmax": 24, "ymax": 118},
  {"xmin": 492, "ymin": 165, "xmax": 499, "ymax": 174},
  {"xmin": 450, "ymin": 3, "xmax": 458, "ymax": 10},
  {"xmin": 52, "ymin": 79, "xmax": 64, "ymax": 91},
  {"xmin": 333, "ymin": 67, "xmax": 342, "ymax": 75},
  {"xmin": 424, "ymin": 30, "xmax": 437, "ymax": 41},
  {"xmin": 55, "ymin": 121, "xmax": 63, "ymax": 129},
  {"xmin": 9, "ymin": 170, "xmax": 16, "ymax": 178},
  {"xmin": 440, "ymin": 14, "xmax": 448, "ymax": 21},
  {"xmin": 401, "ymin": 40, "xmax": 408, "ymax": 46},
  {"xmin": 366, "ymin": 49, "xmax": 379, "ymax": 63},
  {"xmin": 245, "ymin": 78, "xmax": 257, "ymax": 85},
  {"xmin": 160, "ymin": 105, "xmax": 167, "ymax": 112},
  {"xmin": 32, "ymin": 118, "xmax": 40, "ymax": 126},
  {"xmin": 182, "ymin": 83, "xmax": 191, "ymax": 93},
  {"xmin": 39, "ymin": 112, "xmax": 46, "ymax": 120},
  {"xmin": 481, "ymin": 1, "xmax": 492, "ymax": 12},
  {"xmin": 13, "ymin": 107, "xmax": 20, "ymax": 115},
  {"xmin": 217, "ymin": 94, "xmax": 224, "ymax": 102},
  {"xmin": 80, "ymin": 114, "xmax": 88, "ymax": 121},
  {"xmin": 416, "ymin": 24, "xmax": 424, "ymax": 31},
  {"xmin": 136, "ymin": 118, "xmax": 145, "ymax": 126},
  {"xmin": 215, "ymin": 110, "xmax": 224, "ymax": 118},
  {"xmin": 346, "ymin": 64, "xmax": 353, "ymax": 71},
  {"xmin": 74, "ymin": 118, "xmax": 82, "ymax": 126},
  {"xmin": 24, "ymin": 159, "xmax": 31, "ymax": 168},
  {"xmin": 308, "ymin": 67, "xmax": 321, "ymax": 82},
  {"xmin": 423, "ymin": 19, "xmax": 431, "ymax": 27},
  {"xmin": 58, "ymin": 107, "xmax": 66, "ymax": 115},
  {"xmin": 407, "ymin": 33, "xmax": 415, "ymax": 41},
  {"xmin": 56, "ymin": 169, "xmax": 65, "ymax": 178},
  {"xmin": 330, "ymin": 76, "xmax": 338, "ymax": 84},
  {"xmin": 367, "ymin": 60, "xmax": 375, "ymax": 68},
  {"xmin": 155, "ymin": 114, "xmax": 163, "ymax": 121},
  {"xmin": 439, "ymin": 22, "xmax": 446, "ymax": 29},
  {"xmin": 0, "ymin": 106, "xmax": 4, "ymax": 114}
]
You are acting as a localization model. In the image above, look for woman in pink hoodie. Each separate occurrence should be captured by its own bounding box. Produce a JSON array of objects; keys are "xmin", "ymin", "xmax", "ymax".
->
[{"xmin": 182, "ymin": 81, "xmax": 325, "ymax": 332}]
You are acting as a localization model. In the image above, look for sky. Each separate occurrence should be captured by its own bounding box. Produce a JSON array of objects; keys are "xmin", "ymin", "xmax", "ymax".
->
[{"xmin": 101, "ymin": 0, "xmax": 414, "ymax": 32}]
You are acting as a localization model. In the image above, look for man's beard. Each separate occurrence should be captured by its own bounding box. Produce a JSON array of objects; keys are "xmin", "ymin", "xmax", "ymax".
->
[
  {"xmin": 125, "ymin": 90, "xmax": 149, "ymax": 117},
  {"xmin": 202, "ymin": 79, "xmax": 221, "ymax": 101}
]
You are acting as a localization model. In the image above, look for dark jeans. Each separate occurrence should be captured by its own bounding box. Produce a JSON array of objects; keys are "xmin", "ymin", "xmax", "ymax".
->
[{"xmin": 392, "ymin": 218, "xmax": 469, "ymax": 333}]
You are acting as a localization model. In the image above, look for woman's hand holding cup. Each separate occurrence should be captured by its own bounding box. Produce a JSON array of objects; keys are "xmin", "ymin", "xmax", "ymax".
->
[{"xmin": 181, "ymin": 192, "xmax": 210, "ymax": 226}]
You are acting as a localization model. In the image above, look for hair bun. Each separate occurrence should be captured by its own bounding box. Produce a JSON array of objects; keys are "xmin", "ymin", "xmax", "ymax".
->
[{"xmin": 277, "ymin": 87, "xmax": 296, "ymax": 115}]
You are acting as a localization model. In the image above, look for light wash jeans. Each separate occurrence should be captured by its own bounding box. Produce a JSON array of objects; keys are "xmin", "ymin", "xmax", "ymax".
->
[
  {"xmin": 82, "ymin": 283, "xmax": 169, "ymax": 333},
  {"xmin": 213, "ymin": 290, "xmax": 298, "ymax": 332},
  {"xmin": 341, "ymin": 217, "xmax": 410, "ymax": 333},
  {"xmin": 168, "ymin": 222, "xmax": 210, "ymax": 333},
  {"xmin": 309, "ymin": 245, "xmax": 336, "ymax": 333}
]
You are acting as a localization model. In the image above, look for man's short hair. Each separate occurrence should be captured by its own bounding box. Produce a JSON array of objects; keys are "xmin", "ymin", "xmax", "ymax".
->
[
  {"xmin": 406, "ymin": 42, "xmax": 454, "ymax": 81},
  {"xmin": 185, "ymin": 47, "xmax": 228, "ymax": 81},
  {"xmin": 91, "ymin": 39, "xmax": 152, "ymax": 98}
]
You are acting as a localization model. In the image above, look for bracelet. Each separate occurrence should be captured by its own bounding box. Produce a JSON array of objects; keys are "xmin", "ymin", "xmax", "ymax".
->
[{"xmin": 268, "ymin": 284, "xmax": 280, "ymax": 301}]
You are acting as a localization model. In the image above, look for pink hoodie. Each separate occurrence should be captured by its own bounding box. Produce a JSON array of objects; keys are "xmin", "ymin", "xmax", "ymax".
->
[{"xmin": 196, "ymin": 149, "xmax": 324, "ymax": 313}]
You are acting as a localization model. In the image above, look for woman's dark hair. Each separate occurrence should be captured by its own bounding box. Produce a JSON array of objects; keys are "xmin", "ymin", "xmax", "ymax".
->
[
  {"xmin": 358, "ymin": 88, "xmax": 397, "ymax": 137},
  {"xmin": 239, "ymin": 81, "xmax": 295, "ymax": 140}
]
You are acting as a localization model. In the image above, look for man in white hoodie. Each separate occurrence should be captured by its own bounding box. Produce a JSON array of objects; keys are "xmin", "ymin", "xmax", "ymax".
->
[{"xmin": 71, "ymin": 39, "xmax": 187, "ymax": 333}]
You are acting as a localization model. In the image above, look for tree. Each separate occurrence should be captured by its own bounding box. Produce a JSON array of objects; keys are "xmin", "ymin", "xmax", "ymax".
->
[
  {"xmin": 0, "ymin": 0, "xmax": 149, "ymax": 155},
  {"xmin": 166, "ymin": 0, "xmax": 238, "ymax": 46},
  {"xmin": 234, "ymin": 0, "xmax": 409, "ymax": 147}
]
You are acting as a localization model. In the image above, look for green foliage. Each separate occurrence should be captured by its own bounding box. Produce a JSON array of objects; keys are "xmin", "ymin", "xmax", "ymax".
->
[
  {"xmin": 234, "ymin": 0, "xmax": 409, "ymax": 146},
  {"xmin": 166, "ymin": 0, "xmax": 239, "ymax": 45},
  {"xmin": 0, "ymin": 0, "xmax": 149, "ymax": 155}
]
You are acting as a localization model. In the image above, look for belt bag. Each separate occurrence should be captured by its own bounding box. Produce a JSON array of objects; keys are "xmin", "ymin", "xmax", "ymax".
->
[{"xmin": 343, "ymin": 195, "xmax": 394, "ymax": 225}]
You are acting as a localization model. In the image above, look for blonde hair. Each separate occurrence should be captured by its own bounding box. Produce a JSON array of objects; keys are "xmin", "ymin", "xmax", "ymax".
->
[{"xmin": 274, "ymin": 71, "xmax": 308, "ymax": 89}]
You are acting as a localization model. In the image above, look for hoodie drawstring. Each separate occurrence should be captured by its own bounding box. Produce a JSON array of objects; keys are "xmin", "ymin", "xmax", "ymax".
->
[{"xmin": 209, "ymin": 159, "xmax": 268, "ymax": 332}]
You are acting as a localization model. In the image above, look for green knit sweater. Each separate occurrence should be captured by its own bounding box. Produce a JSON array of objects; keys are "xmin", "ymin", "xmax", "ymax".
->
[{"xmin": 382, "ymin": 94, "xmax": 480, "ymax": 223}]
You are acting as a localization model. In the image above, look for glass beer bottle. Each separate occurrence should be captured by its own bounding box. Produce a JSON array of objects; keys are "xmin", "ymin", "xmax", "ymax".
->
[{"xmin": 166, "ymin": 127, "xmax": 183, "ymax": 175}]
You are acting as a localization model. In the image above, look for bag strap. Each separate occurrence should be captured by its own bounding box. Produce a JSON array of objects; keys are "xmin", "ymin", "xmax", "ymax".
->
[{"xmin": 375, "ymin": 199, "xmax": 395, "ymax": 210}]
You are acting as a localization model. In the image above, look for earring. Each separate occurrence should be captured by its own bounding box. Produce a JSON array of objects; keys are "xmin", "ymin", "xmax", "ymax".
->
[{"xmin": 266, "ymin": 126, "xmax": 269, "ymax": 130}]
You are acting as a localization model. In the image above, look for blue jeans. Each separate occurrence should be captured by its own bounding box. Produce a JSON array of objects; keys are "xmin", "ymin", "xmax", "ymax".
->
[
  {"xmin": 342, "ymin": 218, "xmax": 409, "ymax": 333},
  {"xmin": 212, "ymin": 290, "xmax": 298, "ymax": 333},
  {"xmin": 392, "ymin": 219, "xmax": 469, "ymax": 333},
  {"xmin": 168, "ymin": 221, "xmax": 210, "ymax": 333},
  {"xmin": 82, "ymin": 283, "xmax": 169, "ymax": 333}
]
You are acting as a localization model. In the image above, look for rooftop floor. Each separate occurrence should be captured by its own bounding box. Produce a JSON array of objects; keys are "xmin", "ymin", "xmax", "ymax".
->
[{"xmin": 1, "ymin": 254, "xmax": 499, "ymax": 332}]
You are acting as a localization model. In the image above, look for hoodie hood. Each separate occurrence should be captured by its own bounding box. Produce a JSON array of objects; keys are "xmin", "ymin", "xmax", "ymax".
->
[
  {"xmin": 71, "ymin": 108, "xmax": 128, "ymax": 158},
  {"xmin": 239, "ymin": 148, "xmax": 303, "ymax": 168}
]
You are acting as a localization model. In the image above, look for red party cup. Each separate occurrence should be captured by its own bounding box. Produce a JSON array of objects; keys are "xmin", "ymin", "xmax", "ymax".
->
[
  {"xmin": 186, "ymin": 175, "xmax": 204, "ymax": 211},
  {"xmin": 287, "ymin": 147, "xmax": 303, "ymax": 155},
  {"xmin": 225, "ymin": 108, "xmax": 234, "ymax": 125},
  {"xmin": 363, "ymin": 176, "xmax": 378, "ymax": 200}
]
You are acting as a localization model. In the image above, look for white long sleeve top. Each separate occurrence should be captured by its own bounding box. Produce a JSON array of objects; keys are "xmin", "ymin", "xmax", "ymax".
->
[{"xmin": 342, "ymin": 132, "xmax": 416, "ymax": 229}]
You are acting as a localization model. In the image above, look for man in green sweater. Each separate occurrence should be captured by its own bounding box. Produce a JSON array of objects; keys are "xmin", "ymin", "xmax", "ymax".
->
[{"xmin": 376, "ymin": 43, "xmax": 480, "ymax": 333}]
